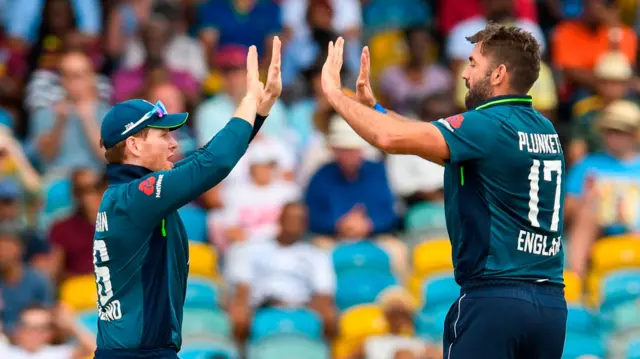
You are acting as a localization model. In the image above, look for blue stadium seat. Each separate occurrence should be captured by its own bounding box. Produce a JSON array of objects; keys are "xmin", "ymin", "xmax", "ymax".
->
[
  {"xmin": 415, "ymin": 305, "xmax": 449, "ymax": 343},
  {"xmin": 76, "ymin": 310, "xmax": 99, "ymax": 335},
  {"xmin": 363, "ymin": 0, "xmax": 431, "ymax": 36},
  {"xmin": 247, "ymin": 336, "xmax": 330, "ymax": 359},
  {"xmin": 566, "ymin": 305, "xmax": 600, "ymax": 336},
  {"xmin": 182, "ymin": 309, "xmax": 231, "ymax": 338},
  {"xmin": 185, "ymin": 278, "xmax": 219, "ymax": 309},
  {"xmin": 250, "ymin": 308, "xmax": 323, "ymax": 342},
  {"xmin": 627, "ymin": 336, "xmax": 640, "ymax": 359},
  {"xmin": 599, "ymin": 270, "xmax": 640, "ymax": 313},
  {"xmin": 606, "ymin": 300, "xmax": 640, "ymax": 334},
  {"xmin": 332, "ymin": 241, "xmax": 392, "ymax": 275},
  {"xmin": 178, "ymin": 204, "xmax": 208, "ymax": 243},
  {"xmin": 421, "ymin": 275, "xmax": 460, "ymax": 310},
  {"xmin": 336, "ymin": 271, "xmax": 398, "ymax": 311},
  {"xmin": 562, "ymin": 333, "xmax": 605, "ymax": 359},
  {"xmin": 179, "ymin": 339, "xmax": 238, "ymax": 359},
  {"xmin": 38, "ymin": 177, "xmax": 73, "ymax": 230}
]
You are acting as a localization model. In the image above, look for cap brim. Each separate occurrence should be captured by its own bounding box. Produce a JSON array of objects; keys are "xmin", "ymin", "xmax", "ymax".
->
[{"xmin": 147, "ymin": 113, "xmax": 189, "ymax": 131}]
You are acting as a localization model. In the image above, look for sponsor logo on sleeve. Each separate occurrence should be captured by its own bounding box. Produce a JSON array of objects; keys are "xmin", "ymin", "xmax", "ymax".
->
[
  {"xmin": 437, "ymin": 114, "xmax": 465, "ymax": 132},
  {"xmin": 138, "ymin": 176, "xmax": 157, "ymax": 196},
  {"xmin": 155, "ymin": 174, "xmax": 164, "ymax": 198}
]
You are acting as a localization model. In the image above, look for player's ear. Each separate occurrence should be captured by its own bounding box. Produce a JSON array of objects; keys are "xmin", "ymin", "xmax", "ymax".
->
[
  {"xmin": 491, "ymin": 64, "xmax": 508, "ymax": 87},
  {"xmin": 125, "ymin": 136, "xmax": 142, "ymax": 158}
]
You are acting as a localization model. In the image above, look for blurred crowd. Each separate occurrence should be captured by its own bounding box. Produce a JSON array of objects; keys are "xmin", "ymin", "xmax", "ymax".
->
[{"xmin": 0, "ymin": 0, "xmax": 639, "ymax": 358}]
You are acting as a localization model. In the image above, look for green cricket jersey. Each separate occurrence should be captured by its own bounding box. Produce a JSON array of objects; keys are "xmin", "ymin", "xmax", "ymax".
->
[{"xmin": 432, "ymin": 95, "xmax": 565, "ymax": 286}]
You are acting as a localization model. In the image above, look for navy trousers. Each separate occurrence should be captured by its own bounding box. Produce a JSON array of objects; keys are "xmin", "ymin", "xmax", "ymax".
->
[
  {"xmin": 443, "ymin": 280, "xmax": 568, "ymax": 359},
  {"xmin": 94, "ymin": 348, "xmax": 179, "ymax": 359}
]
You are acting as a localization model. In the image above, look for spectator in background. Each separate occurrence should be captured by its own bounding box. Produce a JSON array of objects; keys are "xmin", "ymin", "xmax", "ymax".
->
[
  {"xmin": 379, "ymin": 27, "xmax": 452, "ymax": 116},
  {"xmin": 0, "ymin": 23, "xmax": 27, "ymax": 114},
  {"xmin": 282, "ymin": 0, "xmax": 361, "ymax": 42},
  {"xmin": 197, "ymin": 0, "xmax": 281, "ymax": 63},
  {"xmin": 552, "ymin": 0, "xmax": 637, "ymax": 98},
  {"xmin": 111, "ymin": 15, "xmax": 200, "ymax": 105},
  {"xmin": 2, "ymin": 0, "xmax": 101, "ymax": 48},
  {"xmin": 568, "ymin": 100, "xmax": 640, "ymax": 276},
  {"xmin": 27, "ymin": 50, "xmax": 107, "ymax": 175},
  {"xmin": 121, "ymin": 1, "xmax": 207, "ymax": 83},
  {"xmin": 281, "ymin": 0, "xmax": 360, "ymax": 92},
  {"xmin": 194, "ymin": 44, "xmax": 290, "ymax": 146},
  {"xmin": 105, "ymin": 0, "xmax": 153, "ymax": 62},
  {"xmin": 49, "ymin": 169, "xmax": 103, "ymax": 283},
  {"xmin": 305, "ymin": 116, "xmax": 397, "ymax": 243},
  {"xmin": 0, "ymin": 227, "xmax": 53, "ymax": 335},
  {"xmin": 446, "ymin": 0, "xmax": 546, "ymax": 75},
  {"xmin": 209, "ymin": 142, "xmax": 301, "ymax": 253},
  {"xmin": 438, "ymin": 0, "xmax": 537, "ymax": 36},
  {"xmin": 569, "ymin": 51, "xmax": 637, "ymax": 164},
  {"xmin": 225, "ymin": 202, "xmax": 337, "ymax": 341},
  {"xmin": 2, "ymin": 304, "xmax": 96, "ymax": 359}
]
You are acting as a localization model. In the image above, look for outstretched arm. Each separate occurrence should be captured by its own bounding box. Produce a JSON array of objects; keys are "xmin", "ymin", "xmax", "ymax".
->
[{"xmin": 322, "ymin": 38, "xmax": 449, "ymax": 165}]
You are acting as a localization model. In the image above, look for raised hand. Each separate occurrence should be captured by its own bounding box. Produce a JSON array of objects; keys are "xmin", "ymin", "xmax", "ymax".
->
[
  {"xmin": 257, "ymin": 36, "xmax": 282, "ymax": 116},
  {"xmin": 246, "ymin": 45, "xmax": 265, "ymax": 102},
  {"xmin": 355, "ymin": 46, "xmax": 377, "ymax": 108},
  {"xmin": 321, "ymin": 37, "xmax": 344, "ymax": 96}
]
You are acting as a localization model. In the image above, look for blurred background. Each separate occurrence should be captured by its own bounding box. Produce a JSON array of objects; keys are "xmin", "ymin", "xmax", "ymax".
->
[{"xmin": 0, "ymin": 0, "xmax": 639, "ymax": 358}]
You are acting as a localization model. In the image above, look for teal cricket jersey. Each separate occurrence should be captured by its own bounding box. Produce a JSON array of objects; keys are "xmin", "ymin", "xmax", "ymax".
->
[
  {"xmin": 432, "ymin": 95, "xmax": 565, "ymax": 286},
  {"xmin": 92, "ymin": 118, "xmax": 256, "ymax": 352}
]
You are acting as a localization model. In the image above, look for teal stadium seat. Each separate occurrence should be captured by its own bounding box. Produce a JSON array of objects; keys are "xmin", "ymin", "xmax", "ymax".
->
[
  {"xmin": 336, "ymin": 270, "xmax": 398, "ymax": 311},
  {"xmin": 182, "ymin": 309, "xmax": 231, "ymax": 338},
  {"xmin": 562, "ymin": 333, "xmax": 606, "ymax": 359},
  {"xmin": 404, "ymin": 202, "xmax": 447, "ymax": 236},
  {"xmin": 332, "ymin": 241, "xmax": 392, "ymax": 275},
  {"xmin": 599, "ymin": 270, "xmax": 640, "ymax": 313},
  {"xmin": 566, "ymin": 305, "xmax": 601, "ymax": 336},
  {"xmin": 609, "ymin": 300, "xmax": 640, "ymax": 334},
  {"xmin": 179, "ymin": 339, "xmax": 238, "ymax": 359},
  {"xmin": 185, "ymin": 277, "xmax": 219, "ymax": 309},
  {"xmin": 250, "ymin": 308, "xmax": 323, "ymax": 342},
  {"xmin": 362, "ymin": 0, "xmax": 430, "ymax": 36},
  {"xmin": 421, "ymin": 275, "xmax": 460, "ymax": 310},
  {"xmin": 415, "ymin": 306, "xmax": 449, "ymax": 343},
  {"xmin": 178, "ymin": 204, "xmax": 208, "ymax": 243},
  {"xmin": 627, "ymin": 336, "xmax": 640, "ymax": 359},
  {"xmin": 247, "ymin": 336, "xmax": 329, "ymax": 359},
  {"xmin": 77, "ymin": 310, "xmax": 99, "ymax": 335},
  {"xmin": 39, "ymin": 177, "xmax": 73, "ymax": 231}
]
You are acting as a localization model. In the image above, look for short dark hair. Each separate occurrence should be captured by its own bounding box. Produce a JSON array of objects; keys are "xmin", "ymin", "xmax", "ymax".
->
[
  {"xmin": 100, "ymin": 128, "xmax": 151, "ymax": 164},
  {"xmin": 466, "ymin": 22, "xmax": 541, "ymax": 94}
]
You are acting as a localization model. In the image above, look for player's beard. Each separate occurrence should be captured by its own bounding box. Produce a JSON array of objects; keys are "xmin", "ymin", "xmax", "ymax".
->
[{"xmin": 464, "ymin": 75, "xmax": 492, "ymax": 110}]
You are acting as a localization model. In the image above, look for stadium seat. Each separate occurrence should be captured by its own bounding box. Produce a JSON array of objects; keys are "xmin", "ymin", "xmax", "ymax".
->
[
  {"xmin": 566, "ymin": 305, "xmax": 600, "ymax": 336},
  {"xmin": 363, "ymin": 0, "xmax": 431, "ymax": 36},
  {"xmin": 336, "ymin": 270, "xmax": 398, "ymax": 310},
  {"xmin": 76, "ymin": 310, "xmax": 99, "ymax": 335},
  {"xmin": 564, "ymin": 271, "xmax": 583, "ymax": 303},
  {"xmin": 421, "ymin": 274, "xmax": 460, "ymax": 310},
  {"xmin": 248, "ymin": 335, "xmax": 330, "ymax": 359},
  {"xmin": 627, "ymin": 335, "xmax": 640, "ymax": 359},
  {"xmin": 182, "ymin": 309, "xmax": 231, "ymax": 338},
  {"xmin": 368, "ymin": 30, "xmax": 407, "ymax": 86},
  {"xmin": 185, "ymin": 276, "xmax": 221, "ymax": 309},
  {"xmin": 334, "ymin": 304, "xmax": 389, "ymax": 359},
  {"xmin": 608, "ymin": 300, "xmax": 640, "ymax": 334},
  {"xmin": 250, "ymin": 308, "xmax": 323, "ymax": 342},
  {"xmin": 38, "ymin": 176, "xmax": 73, "ymax": 230},
  {"xmin": 562, "ymin": 333, "xmax": 606, "ymax": 359},
  {"xmin": 415, "ymin": 305, "xmax": 449, "ymax": 343},
  {"xmin": 412, "ymin": 239, "xmax": 453, "ymax": 279},
  {"xmin": 188, "ymin": 242, "xmax": 218, "ymax": 278},
  {"xmin": 404, "ymin": 202, "xmax": 447, "ymax": 235},
  {"xmin": 179, "ymin": 204, "xmax": 208, "ymax": 243},
  {"xmin": 598, "ymin": 270, "xmax": 640, "ymax": 313},
  {"xmin": 60, "ymin": 275, "xmax": 98, "ymax": 312},
  {"xmin": 332, "ymin": 241, "xmax": 393, "ymax": 275},
  {"xmin": 179, "ymin": 338, "xmax": 238, "ymax": 359},
  {"xmin": 590, "ymin": 235, "xmax": 640, "ymax": 276}
]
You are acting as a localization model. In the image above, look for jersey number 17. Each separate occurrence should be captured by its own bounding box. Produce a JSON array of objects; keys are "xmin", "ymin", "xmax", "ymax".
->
[{"xmin": 527, "ymin": 159, "xmax": 562, "ymax": 232}]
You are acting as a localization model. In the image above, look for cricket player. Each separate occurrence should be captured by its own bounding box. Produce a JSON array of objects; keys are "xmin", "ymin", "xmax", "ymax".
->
[
  {"xmin": 321, "ymin": 24, "xmax": 567, "ymax": 358},
  {"xmin": 91, "ymin": 38, "xmax": 282, "ymax": 359}
]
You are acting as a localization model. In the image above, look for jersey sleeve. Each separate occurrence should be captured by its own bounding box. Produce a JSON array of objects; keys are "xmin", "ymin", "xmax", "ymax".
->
[
  {"xmin": 123, "ymin": 118, "xmax": 253, "ymax": 226},
  {"xmin": 431, "ymin": 110, "xmax": 501, "ymax": 163}
]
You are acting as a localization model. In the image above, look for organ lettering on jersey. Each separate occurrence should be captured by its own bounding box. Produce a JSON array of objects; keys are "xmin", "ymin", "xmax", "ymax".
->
[
  {"xmin": 516, "ymin": 230, "xmax": 562, "ymax": 256},
  {"xmin": 517, "ymin": 132, "xmax": 562, "ymax": 154}
]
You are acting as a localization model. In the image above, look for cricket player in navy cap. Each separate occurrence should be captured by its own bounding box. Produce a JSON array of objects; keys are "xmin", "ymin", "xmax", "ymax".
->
[{"xmin": 91, "ymin": 37, "xmax": 282, "ymax": 359}]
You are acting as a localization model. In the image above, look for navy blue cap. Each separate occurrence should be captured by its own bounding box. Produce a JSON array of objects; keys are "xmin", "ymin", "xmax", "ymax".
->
[
  {"xmin": 0, "ymin": 178, "xmax": 21, "ymax": 200},
  {"xmin": 100, "ymin": 99, "xmax": 188, "ymax": 149}
]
